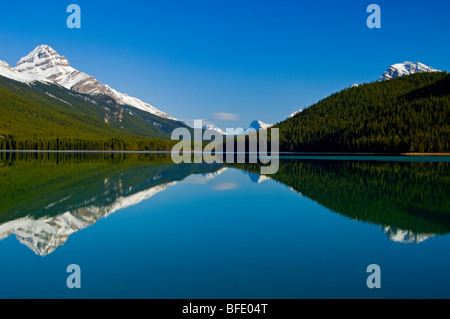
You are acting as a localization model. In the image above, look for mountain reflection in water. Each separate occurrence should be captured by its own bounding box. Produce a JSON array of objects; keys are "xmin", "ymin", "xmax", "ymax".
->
[{"xmin": 0, "ymin": 152, "xmax": 449, "ymax": 256}]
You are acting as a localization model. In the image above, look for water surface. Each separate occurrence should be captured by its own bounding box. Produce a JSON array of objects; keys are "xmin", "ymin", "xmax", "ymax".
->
[{"xmin": 0, "ymin": 152, "xmax": 449, "ymax": 298}]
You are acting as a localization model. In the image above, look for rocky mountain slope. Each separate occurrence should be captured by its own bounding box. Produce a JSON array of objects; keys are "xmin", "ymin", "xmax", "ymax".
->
[{"xmin": 8, "ymin": 45, "xmax": 175, "ymax": 120}]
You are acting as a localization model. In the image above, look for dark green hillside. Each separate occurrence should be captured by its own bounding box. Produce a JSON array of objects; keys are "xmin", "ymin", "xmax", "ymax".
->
[
  {"xmin": 29, "ymin": 82, "xmax": 175, "ymax": 139},
  {"xmin": 276, "ymin": 72, "xmax": 450, "ymax": 153},
  {"xmin": 0, "ymin": 75, "xmax": 186, "ymax": 150},
  {"xmin": 120, "ymin": 104, "xmax": 191, "ymax": 138}
]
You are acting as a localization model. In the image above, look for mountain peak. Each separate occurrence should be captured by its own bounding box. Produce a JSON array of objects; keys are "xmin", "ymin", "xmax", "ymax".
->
[
  {"xmin": 249, "ymin": 120, "xmax": 273, "ymax": 131},
  {"xmin": 17, "ymin": 45, "xmax": 70, "ymax": 72},
  {"xmin": 30, "ymin": 44, "xmax": 57, "ymax": 55},
  {"xmin": 379, "ymin": 61, "xmax": 439, "ymax": 81},
  {"xmin": 202, "ymin": 123, "xmax": 227, "ymax": 135}
]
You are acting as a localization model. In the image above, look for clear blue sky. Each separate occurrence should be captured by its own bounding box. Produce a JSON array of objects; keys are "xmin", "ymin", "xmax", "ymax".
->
[{"xmin": 1, "ymin": 0, "xmax": 449, "ymax": 129}]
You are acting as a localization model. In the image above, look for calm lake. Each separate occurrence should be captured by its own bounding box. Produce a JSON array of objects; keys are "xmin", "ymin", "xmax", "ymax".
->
[{"xmin": 0, "ymin": 152, "xmax": 449, "ymax": 298}]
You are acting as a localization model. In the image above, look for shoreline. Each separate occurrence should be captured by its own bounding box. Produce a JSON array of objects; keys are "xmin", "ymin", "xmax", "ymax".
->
[{"xmin": 0, "ymin": 150, "xmax": 449, "ymax": 157}]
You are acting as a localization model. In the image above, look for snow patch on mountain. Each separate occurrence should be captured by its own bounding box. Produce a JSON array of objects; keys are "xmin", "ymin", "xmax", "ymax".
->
[
  {"xmin": 289, "ymin": 109, "xmax": 303, "ymax": 118},
  {"xmin": 0, "ymin": 60, "xmax": 49, "ymax": 84},
  {"xmin": 45, "ymin": 92, "xmax": 72, "ymax": 105}
]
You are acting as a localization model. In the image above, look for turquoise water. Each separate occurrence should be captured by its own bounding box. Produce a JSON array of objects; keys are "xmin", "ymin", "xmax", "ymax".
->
[{"xmin": 0, "ymin": 153, "xmax": 449, "ymax": 298}]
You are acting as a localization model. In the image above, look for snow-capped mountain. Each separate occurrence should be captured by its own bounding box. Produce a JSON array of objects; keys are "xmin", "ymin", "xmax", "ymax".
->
[
  {"xmin": 202, "ymin": 123, "xmax": 227, "ymax": 135},
  {"xmin": 287, "ymin": 62, "xmax": 441, "ymax": 117},
  {"xmin": 378, "ymin": 61, "xmax": 440, "ymax": 81},
  {"xmin": 5, "ymin": 45, "xmax": 175, "ymax": 120},
  {"xmin": 248, "ymin": 120, "xmax": 273, "ymax": 131},
  {"xmin": 235, "ymin": 120, "xmax": 273, "ymax": 135}
]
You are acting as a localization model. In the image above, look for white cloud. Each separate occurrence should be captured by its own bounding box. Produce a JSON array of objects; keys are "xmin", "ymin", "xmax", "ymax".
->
[
  {"xmin": 212, "ymin": 182, "xmax": 240, "ymax": 191},
  {"xmin": 213, "ymin": 112, "xmax": 241, "ymax": 121}
]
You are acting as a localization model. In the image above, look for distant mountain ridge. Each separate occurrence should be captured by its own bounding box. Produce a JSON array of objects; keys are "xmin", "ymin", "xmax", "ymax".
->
[
  {"xmin": 205, "ymin": 120, "xmax": 273, "ymax": 136},
  {"xmin": 202, "ymin": 123, "xmax": 227, "ymax": 135}
]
